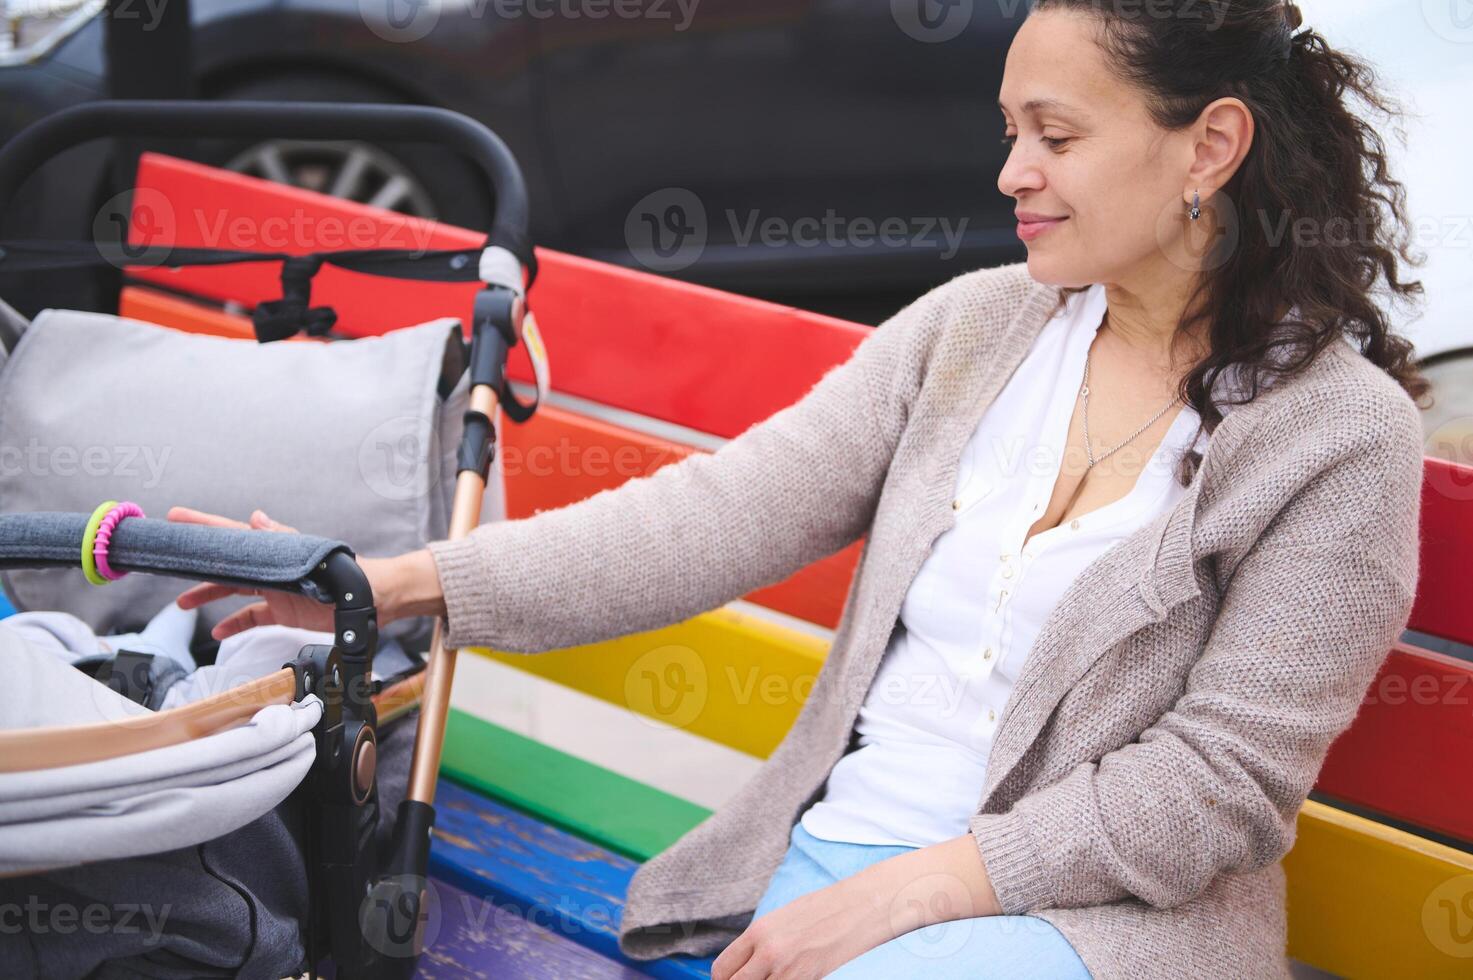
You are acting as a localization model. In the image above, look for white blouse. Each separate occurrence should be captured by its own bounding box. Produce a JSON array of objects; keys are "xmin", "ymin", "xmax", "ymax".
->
[{"xmin": 799, "ymin": 282, "xmax": 1209, "ymax": 847}]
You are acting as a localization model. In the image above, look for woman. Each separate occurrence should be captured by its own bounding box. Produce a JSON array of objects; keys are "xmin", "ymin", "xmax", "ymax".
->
[{"xmin": 172, "ymin": 2, "xmax": 1431, "ymax": 976}]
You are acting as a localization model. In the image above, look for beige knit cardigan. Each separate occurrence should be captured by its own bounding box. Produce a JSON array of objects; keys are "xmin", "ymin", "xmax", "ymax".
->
[{"xmin": 427, "ymin": 260, "xmax": 1425, "ymax": 979}]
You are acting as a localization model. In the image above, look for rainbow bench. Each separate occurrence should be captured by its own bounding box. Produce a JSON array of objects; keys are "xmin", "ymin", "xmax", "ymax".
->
[{"xmin": 59, "ymin": 152, "xmax": 1473, "ymax": 977}]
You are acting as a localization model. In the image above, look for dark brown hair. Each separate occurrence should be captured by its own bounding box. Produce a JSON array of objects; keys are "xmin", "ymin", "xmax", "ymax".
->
[{"xmin": 1031, "ymin": 0, "xmax": 1429, "ymax": 485}]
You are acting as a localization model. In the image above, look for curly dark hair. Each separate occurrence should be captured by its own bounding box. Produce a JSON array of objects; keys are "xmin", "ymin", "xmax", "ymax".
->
[{"xmin": 1030, "ymin": 0, "xmax": 1430, "ymax": 485}]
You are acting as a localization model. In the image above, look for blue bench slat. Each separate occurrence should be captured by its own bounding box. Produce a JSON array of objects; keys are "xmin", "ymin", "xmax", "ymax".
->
[
  {"xmin": 419, "ymin": 876, "xmax": 647, "ymax": 979},
  {"xmin": 429, "ymin": 779, "xmax": 717, "ymax": 979}
]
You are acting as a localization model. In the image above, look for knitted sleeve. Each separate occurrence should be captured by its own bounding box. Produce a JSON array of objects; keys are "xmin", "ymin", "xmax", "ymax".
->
[
  {"xmin": 968, "ymin": 378, "xmax": 1425, "ymax": 913},
  {"xmin": 424, "ymin": 268, "xmax": 976, "ymax": 653}
]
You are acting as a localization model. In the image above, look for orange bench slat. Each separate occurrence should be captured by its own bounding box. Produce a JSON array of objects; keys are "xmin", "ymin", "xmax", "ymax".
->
[{"xmin": 502, "ymin": 404, "xmax": 859, "ymax": 629}]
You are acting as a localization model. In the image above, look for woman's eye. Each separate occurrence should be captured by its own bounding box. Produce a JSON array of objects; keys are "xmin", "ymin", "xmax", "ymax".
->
[{"xmin": 999, "ymin": 134, "xmax": 1070, "ymax": 150}]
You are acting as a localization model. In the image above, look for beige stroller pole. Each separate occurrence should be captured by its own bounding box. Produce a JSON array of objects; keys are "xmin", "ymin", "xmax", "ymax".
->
[
  {"xmin": 406, "ymin": 375, "xmax": 504, "ymax": 805},
  {"xmin": 363, "ymin": 274, "xmax": 545, "ymax": 978}
]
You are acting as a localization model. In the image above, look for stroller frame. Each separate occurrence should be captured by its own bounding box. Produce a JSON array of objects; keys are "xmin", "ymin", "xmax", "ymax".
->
[{"xmin": 0, "ymin": 99, "xmax": 542, "ymax": 979}]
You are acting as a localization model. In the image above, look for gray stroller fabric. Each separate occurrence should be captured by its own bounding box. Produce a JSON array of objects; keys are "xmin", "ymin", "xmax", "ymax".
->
[
  {"xmin": 0, "ymin": 624, "xmax": 322, "ymax": 877},
  {"xmin": 0, "ymin": 308, "xmax": 478, "ymax": 648},
  {"xmin": 0, "ymin": 701, "xmax": 419, "ymax": 980}
]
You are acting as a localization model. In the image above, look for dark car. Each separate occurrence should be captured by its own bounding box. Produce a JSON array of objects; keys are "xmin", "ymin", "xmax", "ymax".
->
[{"xmin": 0, "ymin": 0, "xmax": 1025, "ymax": 322}]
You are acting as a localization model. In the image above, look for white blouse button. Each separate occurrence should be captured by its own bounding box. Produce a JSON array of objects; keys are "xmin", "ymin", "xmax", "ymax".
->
[
  {"xmin": 982, "ymin": 647, "xmax": 993, "ymax": 661},
  {"xmin": 952, "ymin": 498, "xmax": 961, "ymax": 511},
  {"xmin": 1002, "ymin": 567, "xmax": 1013, "ymax": 579},
  {"xmin": 987, "ymin": 708, "xmax": 997, "ymax": 723},
  {"xmin": 1070, "ymin": 518, "xmax": 1080, "ymax": 530}
]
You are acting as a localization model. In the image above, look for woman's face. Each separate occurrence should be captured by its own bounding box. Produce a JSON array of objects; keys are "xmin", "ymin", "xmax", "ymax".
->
[{"xmin": 996, "ymin": 10, "xmax": 1194, "ymax": 289}]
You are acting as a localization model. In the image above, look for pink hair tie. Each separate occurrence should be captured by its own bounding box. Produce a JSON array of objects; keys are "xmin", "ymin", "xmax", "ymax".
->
[{"xmin": 93, "ymin": 501, "xmax": 146, "ymax": 581}]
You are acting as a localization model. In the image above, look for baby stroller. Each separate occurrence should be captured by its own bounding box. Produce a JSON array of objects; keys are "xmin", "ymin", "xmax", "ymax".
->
[{"xmin": 0, "ymin": 100, "xmax": 547, "ymax": 978}]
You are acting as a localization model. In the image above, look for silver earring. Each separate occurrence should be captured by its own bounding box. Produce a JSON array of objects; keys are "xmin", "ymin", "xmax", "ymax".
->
[{"xmin": 1189, "ymin": 190, "xmax": 1201, "ymax": 221}]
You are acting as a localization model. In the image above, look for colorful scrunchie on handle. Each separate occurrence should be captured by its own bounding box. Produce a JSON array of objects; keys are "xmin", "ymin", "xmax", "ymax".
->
[{"xmin": 83, "ymin": 500, "xmax": 145, "ymax": 584}]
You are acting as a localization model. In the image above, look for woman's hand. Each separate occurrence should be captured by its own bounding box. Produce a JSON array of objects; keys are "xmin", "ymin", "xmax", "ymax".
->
[
  {"xmin": 167, "ymin": 505, "xmax": 399, "ymax": 640},
  {"xmin": 711, "ymin": 835, "xmax": 1002, "ymax": 979},
  {"xmin": 711, "ymin": 876, "xmax": 893, "ymax": 980}
]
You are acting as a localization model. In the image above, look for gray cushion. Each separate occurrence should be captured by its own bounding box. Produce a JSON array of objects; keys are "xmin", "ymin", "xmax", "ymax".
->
[{"xmin": 0, "ymin": 309, "xmax": 492, "ymax": 643}]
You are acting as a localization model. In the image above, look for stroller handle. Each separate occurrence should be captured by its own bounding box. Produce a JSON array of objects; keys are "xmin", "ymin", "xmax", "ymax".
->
[
  {"xmin": 0, "ymin": 99, "xmax": 534, "ymax": 271},
  {"xmin": 0, "ymin": 511, "xmax": 366, "ymax": 607}
]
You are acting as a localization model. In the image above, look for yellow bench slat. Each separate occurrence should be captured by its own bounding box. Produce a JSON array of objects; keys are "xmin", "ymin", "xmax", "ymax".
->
[
  {"xmin": 469, "ymin": 605, "xmax": 825, "ymax": 758},
  {"xmin": 1285, "ymin": 799, "xmax": 1473, "ymax": 978}
]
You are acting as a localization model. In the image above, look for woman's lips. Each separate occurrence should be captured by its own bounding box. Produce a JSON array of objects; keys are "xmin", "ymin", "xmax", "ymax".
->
[{"xmin": 1016, "ymin": 216, "xmax": 1068, "ymax": 241}]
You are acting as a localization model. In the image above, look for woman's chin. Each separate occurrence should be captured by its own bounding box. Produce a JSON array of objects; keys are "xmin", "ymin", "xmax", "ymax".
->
[{"xmin": 1024, "ymin": 254, "xmax": 1091, "ymax": 288}]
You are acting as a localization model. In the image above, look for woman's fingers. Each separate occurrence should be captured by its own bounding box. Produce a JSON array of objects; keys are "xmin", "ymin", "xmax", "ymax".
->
[
  {"xmin": 248, "ymin": 509, "xmax": 299, "ymax": 534},
  {"xmin": 167, "ymin": 505, "xmax": 250, "ymax": 530},
  {"xmin": 209, "ymin": 600, "xmax": 275, "ymax": 640},
  {"xmin": 175, "ymin": 581, "xmax": 244, "ymax": 610}
]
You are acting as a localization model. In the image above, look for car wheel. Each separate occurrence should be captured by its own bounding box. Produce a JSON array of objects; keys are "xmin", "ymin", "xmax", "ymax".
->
[
  {"xmin": 1419, "ymin": 354, "xmax": 1473, "ymax": 466},
  {"xmin": 189, "ymin": 69, "xmax": 493, "ymax": 230}
]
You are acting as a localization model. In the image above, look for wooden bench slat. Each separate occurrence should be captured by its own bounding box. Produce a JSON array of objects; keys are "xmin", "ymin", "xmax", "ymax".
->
[
  {"xmin": 1317, "ymin": 642, "xmax": 1473, "ymax": 845},
  {"xmin": 1410, "ymin": 459, "xmax": 1473, "ymax": 645},
  {"xmin": 423, "ymin": 875, "xmax": 648, "ymax": 979},
  {"xmin": 1285, "ymin": 800, "xmax": 1473, "ymax": 979},
  {"xmin": 439, "ymin": 717, "xmax": 1473, "ymax": 980},
  {"xmin": 471, "ymin": 605, "xmax": 827, "ymax": 760},
  {"xmin": 430, "ymin": 778, "xmax": 715, "ymax": 979},
  {"xmin": 502, "ymin": 404, "xmax": 861, "ymax": 629},
  {"xmin": 129, "ymin": 153, "xmax": 868, "ymax": 438},
  {"xmin": 442, "ymin": 708, "xmax": 704, "ymax": 861},
  {"xmin": 118, "ymin": 285, "xmax": 258, "ymax": 339}
]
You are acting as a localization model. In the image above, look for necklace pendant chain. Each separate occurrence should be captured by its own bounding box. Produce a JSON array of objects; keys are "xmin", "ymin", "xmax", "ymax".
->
[{"xmin": 1079, "ymin": 346, "xmax": 1181, "ymax": 468}]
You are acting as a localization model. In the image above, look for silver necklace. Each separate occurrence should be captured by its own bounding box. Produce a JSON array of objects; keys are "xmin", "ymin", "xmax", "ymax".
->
[{"xmin": 1079, "ymin": 342, "xmax": 1183, "ymax": 468}]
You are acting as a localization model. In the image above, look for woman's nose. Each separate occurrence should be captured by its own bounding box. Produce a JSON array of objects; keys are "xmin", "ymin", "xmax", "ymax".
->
[{"xmin": 997, "ymin": 146, "xmax": 1042, "ymax": 201}]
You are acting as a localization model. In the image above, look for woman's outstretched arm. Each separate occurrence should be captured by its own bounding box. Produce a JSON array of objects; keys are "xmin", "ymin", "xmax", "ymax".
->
[{"xmin": 422, "ymin": 271, "xmax": 982, "ymax": 654}]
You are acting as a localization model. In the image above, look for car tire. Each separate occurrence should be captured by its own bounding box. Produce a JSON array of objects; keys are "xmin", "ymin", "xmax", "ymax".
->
[{"xmin": 186, "ymin": 69, "xmax": 494, "ymax": 232}]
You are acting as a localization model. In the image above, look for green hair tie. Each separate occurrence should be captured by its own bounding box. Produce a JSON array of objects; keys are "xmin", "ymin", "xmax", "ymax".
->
[{"xmin": 81, "ymin": 500, "xmax": 119, "ymax": 586}]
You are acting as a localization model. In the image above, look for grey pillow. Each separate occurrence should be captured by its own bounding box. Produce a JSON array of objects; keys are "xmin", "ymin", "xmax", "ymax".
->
[{"xmin": 0, "ymin": 308, "xmax": 494, "ymax": 646}]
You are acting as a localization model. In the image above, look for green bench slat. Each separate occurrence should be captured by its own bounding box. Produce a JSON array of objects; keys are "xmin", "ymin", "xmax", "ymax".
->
[{"xmin": 442, "ymin": 708, "xmax": 708, "ymax": 861}]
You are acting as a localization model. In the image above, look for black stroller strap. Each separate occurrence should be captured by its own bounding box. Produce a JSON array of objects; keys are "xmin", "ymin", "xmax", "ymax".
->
[
  {"xmin": 70, "ymin": 649, "xmax": 187, "ymax": 711},
  {"xmin": 252, "ymin": 253, "xmax": 338, "ymax": 343},
  {"xmin": 0, "ymin": 238, "xmax": 539, "ymax": 293}
]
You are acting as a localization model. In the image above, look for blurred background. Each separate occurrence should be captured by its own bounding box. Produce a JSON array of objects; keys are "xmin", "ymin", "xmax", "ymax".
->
[{"xmin": 0, "ymin": 0, "xmax": 1466, "ymax": 452}]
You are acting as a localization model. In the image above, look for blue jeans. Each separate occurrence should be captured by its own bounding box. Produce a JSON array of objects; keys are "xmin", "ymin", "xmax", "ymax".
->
[{"xmin": 751, "ymin": 822, "xmax": 1093, "ymax": 979}]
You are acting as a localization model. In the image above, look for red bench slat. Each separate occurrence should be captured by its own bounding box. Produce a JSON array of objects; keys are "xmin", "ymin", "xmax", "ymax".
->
[
  {"xmin": 1409, "ymin": 458, "xmax": 1473, "ymax": 646},
  {"xmin": 1316, "ymin": 643, "xmax": 1473, "ymax": 844},
  {"xmin": 129, "ymin": 152, "xmax": 869, "ymax": 439}
]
